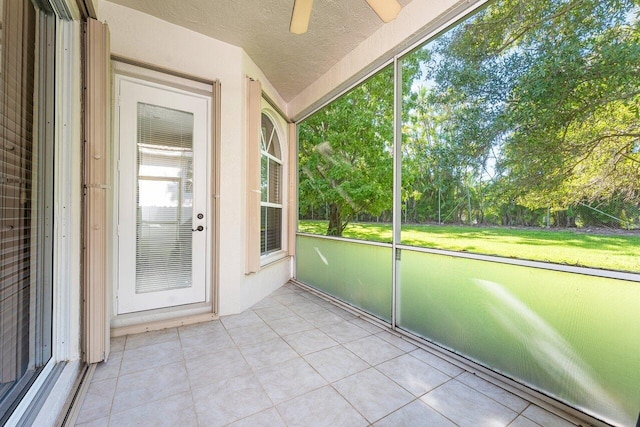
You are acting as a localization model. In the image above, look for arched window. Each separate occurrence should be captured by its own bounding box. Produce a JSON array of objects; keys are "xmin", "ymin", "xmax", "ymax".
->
[{"xmin": 260, "ymin": 113, "xmax": 282, "ymax": 255}]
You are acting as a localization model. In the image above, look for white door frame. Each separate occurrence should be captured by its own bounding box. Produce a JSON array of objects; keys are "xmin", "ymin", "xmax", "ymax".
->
[{"xmin": 115, "ymin": 73, "xmax": 211, "ymax": 314}]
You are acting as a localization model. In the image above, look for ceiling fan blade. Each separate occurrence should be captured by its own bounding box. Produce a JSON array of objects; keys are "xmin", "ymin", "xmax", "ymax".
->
[
  {"xmin": 290, "ymin": 0, "xmax": 314, "ymax": 34},
  {"xmin": 366, "ymin": 0, "xmax": 402, "ymax": 23}
]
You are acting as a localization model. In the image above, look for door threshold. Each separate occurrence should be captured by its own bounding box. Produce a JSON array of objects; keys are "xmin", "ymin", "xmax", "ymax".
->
[
  {"xmin": 112, "ymin": 300, "xmax": 214, "ymax": 326},
  {"xmin": 111, "ymin": 311, "xmax": 219, "ymax": 337}
]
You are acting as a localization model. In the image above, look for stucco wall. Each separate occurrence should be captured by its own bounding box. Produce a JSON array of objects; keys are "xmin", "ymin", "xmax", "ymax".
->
[{"xmin": 99, "ymin": 1, "xmax": 291, "ymax": 317}]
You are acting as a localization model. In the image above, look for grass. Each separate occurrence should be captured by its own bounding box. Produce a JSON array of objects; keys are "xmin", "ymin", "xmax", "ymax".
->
[{"xmin": 298, "ymin": 220, "xmax": 640, "ymax": 272}]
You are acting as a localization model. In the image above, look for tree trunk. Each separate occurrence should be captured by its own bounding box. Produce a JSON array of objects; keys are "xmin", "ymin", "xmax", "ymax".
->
[
  {"xmin": 553, "ymin": 210, "xmax": 577, "ymax": 228},
  {"xmin": 327, "ymin": 203, "xmax": 343, "ymax": 236}
]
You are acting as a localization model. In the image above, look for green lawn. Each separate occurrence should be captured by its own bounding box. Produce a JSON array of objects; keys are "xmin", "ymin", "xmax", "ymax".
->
[{"xmin": 298, "ymin": 220, "xmax": 640, "ymax": 272}]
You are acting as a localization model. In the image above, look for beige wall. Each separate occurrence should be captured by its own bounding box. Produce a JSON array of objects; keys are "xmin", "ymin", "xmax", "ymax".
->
[{"xmin": 99, "ymin": 1, "xmax": 291, "ymax": 317}]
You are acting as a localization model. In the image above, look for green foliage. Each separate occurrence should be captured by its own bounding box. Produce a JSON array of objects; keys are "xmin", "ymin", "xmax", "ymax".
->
[
  {"xmin": 402, "ymin": 0, "xmax": 640, "ymax": 221},
  {"xmin": 300, "ymin": 0, "xmax": 640, "ymax": 237},
  {"xmin": 298, "ymin": 66, "xmax": 395, "ymax": 236}
]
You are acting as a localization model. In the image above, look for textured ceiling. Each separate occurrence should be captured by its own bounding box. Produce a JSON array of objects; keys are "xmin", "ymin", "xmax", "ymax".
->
[{"xmin": 107, "ymin": 0, "xmax": 413, "ymax": 101}]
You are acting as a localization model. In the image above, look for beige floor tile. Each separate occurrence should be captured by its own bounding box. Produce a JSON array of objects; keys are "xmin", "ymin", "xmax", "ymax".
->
[
  {"xmin": 177, "ymin": 319, "xmax": 225, "ymax": 338},
  {"xmin": 284, "ymin": 282, "xmax": 304, "ymax": 291},
  {"xmin": 226, "ymin": 408, "xmax": 286, "ymax": 427},
  {"xmin": 227, "ymin": 322, "xmax": 279, "ymax": 347},
  {"xmin": 111, "ymin": 361, "xmax": 190, "ymax": 414},
  {"xmin": 251, "ymin": 295, "xmax": 283, "ymax": 310},
  {"xmin": 375, "ymin": 331, "xmax": 418, "ymax": 352},
  {"xmin": 254, "ymin": 305, "xmax": 296, "ymax": 322},
  {"xmin": 409, "ymin": 348, "xmax": 465, "ymax": 377},
  {"xmin": 192, "ymin": 373, "xmax": 272, "ymax": 426},
  {"xmin": 509, "ymin": 415, "xmax": 543, "ymax": 427},
  {"xmin": 349, "ymin": 317, "xmax": 385, "ymax": 333},
  {"xmin": 376, "ymin": 354, "xmax": 450, "ymax": 396},
  {"xmin": 110, "ymin": 336, "xmax": 126, "ymax": 352},
  {"xmin": 119, "ymin": 340, "xmax": 183, "ymax": 376},
  {"xmin": 344, "ymin": 335, "xmax": 405, "ymax": 365},
  {"xmin": 521, "ymin": 405, "xmax": 576, "ymax": 427},
  {"xmin": 457, "ymin": 372, "xmax": 529, "ymax": 412},
  {"xmin": 124, "ymin": 328, "xmax": 179, "ymax": 350},
  {"xmin": 421, "ymin": 380, "xmax": 517, "ymax": 427},
  {"xmin": 220, "ymin": 310, "xmax": 265, "ymax": 330},
  {"xmin": 333, "ymin": 368, "xmax": 414, "ymax": 423},
  {"xmin": 264, "ymin": 314, "xmax": 315, "ymax": 337},
  {"xmin": 238, "ymin": 336, "xmax": 298, "ymax": 369},
  {"xmin": 287, "ymin": 300, "xmax": 326, "ymax": 316},
  {"xmin": 277, "ymin": 386, "xmax": 368, "ymax": 427},
  {"xmin": 255, "ymin": 357, "xmax": 327, "ymax": 404},
  {"xmin": 304, "ymin": 345, "xmax": 369, "ymax": 383},
  {"xmin": 107, "ymin": 391, "xmax": 197, "ymax": 427},
  {"xmin": 92, "ymin": 351, "xmax": 122, "ymax": 382},
  {"xmin": 302, "ymin": 309, "xmax": 348, "ymax": 327},
  {"xmin": 320, "ymin": 320, "xmax": 371, "ymax": 344},
  {"xmin": 284, "ymin": 328, "xmax": 339, "ymax": 355},
  {"xmin": 75, "ymin": 416, "xmax": 109, "ymax": 427},
  {"xmin": 299, "ymin": 293, "xmax": 335, "ymax": 308},
  {"xmin": 273, "ymin": 293, "xmax": 311, "ymax": 306},
  {"xmin": 327, "ymin": 306, "xmax": 359, "ymax": 320},
  {"xmin": 76, "ymin": 378, "xmax": 117, "ymax": 425},
  {"xmin": 374, "ymin": 400, "xmax": 456, "ymax": 427},
  {"xmin": 272, "ymin": 286, "xmax": 297, "ymax": 296},
  {"xmin": 73, "ymin": 284, "xmax": 577, "ymax": 427},
  {"xmin": 180, "ymin": 328, "xmax": 234, "ymax": 360},
  {"xmin": 185, "ymin": 347, "xmax": 251, "ymax": 388}
]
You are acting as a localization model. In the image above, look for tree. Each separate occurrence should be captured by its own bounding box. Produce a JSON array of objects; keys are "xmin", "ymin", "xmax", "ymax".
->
[
  {"xmin": 425, "ymin": 0, "xmax": 640, "ymax": 211},
  {"xmin": 298, "ymin": 66, "xmax": 394, "ymax": 236},
  {"xmin": 300, "ymin": 0, "xmax": 640, "ymax": 234},
  {"xmin": 299, "ymin": 53, "xmax": 427, "ymax": 236}
]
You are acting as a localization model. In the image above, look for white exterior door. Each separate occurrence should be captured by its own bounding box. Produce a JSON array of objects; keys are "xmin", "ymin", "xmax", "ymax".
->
[{"xmin": 116, "ymin": 75, "xmax": 210, "ymax": 314}]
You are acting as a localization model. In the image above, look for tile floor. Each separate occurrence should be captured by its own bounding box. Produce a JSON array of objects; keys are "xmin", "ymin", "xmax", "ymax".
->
[{"xmin": 75, "ymin": 282, "xmax": 580, "ymax": 427}]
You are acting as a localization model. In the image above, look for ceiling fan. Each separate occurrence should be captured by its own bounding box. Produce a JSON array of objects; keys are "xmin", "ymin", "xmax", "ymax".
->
[{"xmin": 290, "ymin": 0, "xmax": 402, "ymax": 34}]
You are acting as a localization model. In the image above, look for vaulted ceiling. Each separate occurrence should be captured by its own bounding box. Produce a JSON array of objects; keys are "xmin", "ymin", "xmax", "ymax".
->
[{"xmin": 107, "ymin": 0, "xmax": 413, "ymax": 101}]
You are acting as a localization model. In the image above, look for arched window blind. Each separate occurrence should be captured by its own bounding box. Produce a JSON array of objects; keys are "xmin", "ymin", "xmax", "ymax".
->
[{"xmin": 260, "ymin": 113, "xmax": 282, "ymax": 255}]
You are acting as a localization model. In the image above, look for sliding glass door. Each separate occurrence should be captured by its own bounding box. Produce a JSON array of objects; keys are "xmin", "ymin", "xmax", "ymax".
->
[{"xmin": 0, "ymin": 0, "xmax": 55, "ymax": 422}]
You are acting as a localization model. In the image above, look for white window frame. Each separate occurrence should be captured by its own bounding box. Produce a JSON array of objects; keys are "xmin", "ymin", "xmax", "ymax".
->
[{"xmin": 260, "ymin": 108, "xmax": 287, "ymax": 265}]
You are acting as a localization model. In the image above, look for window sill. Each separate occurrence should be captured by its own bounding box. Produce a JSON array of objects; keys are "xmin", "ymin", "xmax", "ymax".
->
[{"xmin": 260, "ymin": 250, "xmax": 288, "ymax": 268}]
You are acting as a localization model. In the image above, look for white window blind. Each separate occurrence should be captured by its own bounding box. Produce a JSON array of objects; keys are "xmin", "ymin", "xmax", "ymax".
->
[
  {"xmin": 260, "ymin": 113, "xmax": 283, "ymax": 255},
  {"xmin": 135, "ymin": 103, "xmax": 194, "ymax": 294},
  {"xmin": 1, "ymin": 0, "xmax": 54, "ymax": 420}
]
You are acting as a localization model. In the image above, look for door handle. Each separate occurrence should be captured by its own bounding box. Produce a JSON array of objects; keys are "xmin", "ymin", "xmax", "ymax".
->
[{"xmin": 192, "ymin": 225, "xmax": 204, "ymax": 232}]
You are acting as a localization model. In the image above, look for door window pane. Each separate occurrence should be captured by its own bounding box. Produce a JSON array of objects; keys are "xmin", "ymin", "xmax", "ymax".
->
[{"xmin": 135, "ymin": 103, "xmax": 194, "ymax": 293}]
